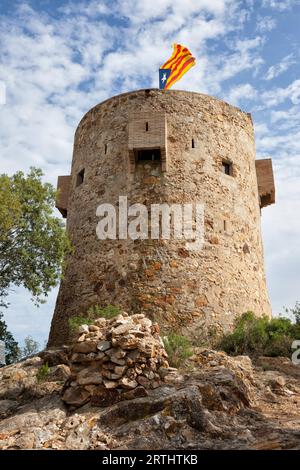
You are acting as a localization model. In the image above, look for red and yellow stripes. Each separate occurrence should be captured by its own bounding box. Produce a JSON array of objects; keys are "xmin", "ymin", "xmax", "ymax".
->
[
  {"xmin": 160, "ymin": 43, "xmax": 196, "ymax": 90},
  {"xmin": 161, "ymin": 44, "xmax": 190, "ymax": 69}
]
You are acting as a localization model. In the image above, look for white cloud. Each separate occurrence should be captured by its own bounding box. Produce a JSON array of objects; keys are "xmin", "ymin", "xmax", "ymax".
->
[
  {"xmin": 256, "ymin": 15, "xmax": 277, "ymax": 32},
  {"xmin": 261, "ymin": 79, "xmax": 300, "ymax": 107},
  {"xmin": 201, "ymin": 37, "xmax": 264, "ymax": 95},
  {"xmin": 264, "ymin": 53, "xmax": 296, "ymax": 80},
  {"xmin": 262, "ymin": 0, "xmax": 300, "ymax": 10},
  {"xmin": 0, "ymin": 80, "xmax": 6, "ymax": 105},
  {"xmin": 227, "ymin": 83, "xmax": 257, "ymax": 105}
]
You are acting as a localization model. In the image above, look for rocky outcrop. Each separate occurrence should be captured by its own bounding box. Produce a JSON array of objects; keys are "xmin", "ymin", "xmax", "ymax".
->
[{"xmin": 1, "ymin": 335, "xmax": 300, "ymax": 449}]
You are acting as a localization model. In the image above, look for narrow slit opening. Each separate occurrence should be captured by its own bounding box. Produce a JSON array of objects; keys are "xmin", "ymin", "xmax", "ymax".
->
[{"xmin": 76, "ymin": 169, "xmax": 85, "ymax": 187}]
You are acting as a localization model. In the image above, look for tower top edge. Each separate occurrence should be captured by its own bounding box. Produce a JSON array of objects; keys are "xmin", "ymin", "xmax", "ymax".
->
[{"xmin": 76, "ymin": 88, "xmax": 251, "ymax": 134}]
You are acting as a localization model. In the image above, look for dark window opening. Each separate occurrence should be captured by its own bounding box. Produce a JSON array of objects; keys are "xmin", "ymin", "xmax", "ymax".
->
[
  {"xmin": 104, "ymin": 144, "xmax": 107, "ymax": 154},
  {"xmin": 76, "ymin": 169, "xmax": 85, "ymax": 187},
  {"xmin": 192, "ymin": 138, "xmax": 195, "ymax": 148},
  {"xmin": 146, "ymin": 122, "xmax": 149, "ymax": 132},
  {"xmin": 222, "ymin": 160, "xmax": 233, "ymax": 176},
  {"xmin": 136, "ymin": 149, "xmax": 161, "ymax": 162},
  {"xmin": 223, "ymin": 220, "xmax": 227, "ymax": 231}
]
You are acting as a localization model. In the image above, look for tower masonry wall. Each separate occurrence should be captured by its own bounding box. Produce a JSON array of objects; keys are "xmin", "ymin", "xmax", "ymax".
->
[{"xmin": 49, "ymin": 89, "xmax": 273, "ymax": 346}]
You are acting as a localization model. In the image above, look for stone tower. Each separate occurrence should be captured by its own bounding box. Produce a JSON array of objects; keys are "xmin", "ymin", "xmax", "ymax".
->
[{"xmin": 48, "ymin": 89, "xmax": 275, "ymax": 346}]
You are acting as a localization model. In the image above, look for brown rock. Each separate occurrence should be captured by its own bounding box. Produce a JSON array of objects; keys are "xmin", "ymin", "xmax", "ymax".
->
[
  {"xmin": 144, "ymin": 370, "xmax": 155, "ymax": 380},
  {"xmin": 105, "ymin": 347, "xmax": 126, "ymax": 359},
  {"xmin": 70, "ymin": 352, "xmax": 97, "ymax": 363},
  {"xmin": 103, "ymin": 380, "xmax": 119, "ymax": 389},
  {"xmin": 39, "ymin": 348, "xmax": 69, "ymax": 366},
  {"xmin": 150, "ymin": 380, "xmax": 161, "ymax": 389},
  {"xmin": 89, "ymin": 325, "xmax": 100, "ymax": 332},
  {"xmin": 102, "ymin": 361, "xmax": 115, "ymax": 370},
  {"xmin": 144, "ymin": 268, "xmax": 155, "ymax": 278},
  {"xmin": 119, "ymin": 377, "xmax": 138, "ymax": 389},
  {"xmin": 140, "ymin": 317, "xmax": 153, "ymax": 329},
  {"xmin": 127, "ymin": 349, "xmax": 140, "ymax": 361},
  {"xmin": 114, "ymin": 336, "xmax": 139, "ymax": 350},
  {"xmin": 48, "ymin": 364, "xmax": 71, "ymax": 382},
  {"xmin": 110, "ymin": 357, "xmax": 126, "ymax": 366},
  {"xmin": 73, "ymin": 341, "xmax": 98, "ymax": 354},
  {"xmin": 94, "ymin": 318, "xmax": 107, "ymax": 327},
  {"xmin": 14, "ymin": 432, "xmax": 36, "ymax": 449},
  {"xmin": 152, "ymin": 262, "xmax": 162, "ymax": 270},
  {"xmin": 209, "ymin": 236, "xmax": 219, "ymax": 245},
  {"xmin": 137, "ymin": 376, "xmax": 151, "ymax": 388},
  {"xmin": 102, "ymin": 370, "xmax": 121, "ymax": 380},
  {"xmin": 195, "ymin": 294, "xmax": 208, "ymax": 307},
  {"xmin": 126, "ymin": 368, "xmax": 137, "ymax": 380},
  {"xmin": 121, "ymin": 386, "xmax": 148, "ymax": 400},
  {"xmin": 90, "ymin": 387, "xmax": 121, "ymax": 407},
  {"xmin": 112, "ymin": 323, "xmax": 132, "ymax": 336},
  {"xmin": 62, "ymin": 386, "xmax": 90, "ymax": 407},
  {"xmin": 135, "ymin": 366, "xmax": 143, "ymax": 375},
  {"xmin": 114, "ymin": 365, "xmax": 127, "ymax": 375},
  {"xmin": 77, "ymin": 367, "xmax": 102, "ymax": 385},
  {"xmin": 178, "ymin": 248, "xmax": 189, "ymax": 258},
  {"xmin": 157, "ymin": 367, "xmax": 171, "ymax": 379},
  {"xmin": 131, "ymin": 314, "xmax": 146, "ymax": 321},
  {"xmin": 269, "ymin": 375, "xmax": 286, "ymax": 389},
  {"xmin": 137, "ymin": 341, "xmax": 155, "ymax": 357}
]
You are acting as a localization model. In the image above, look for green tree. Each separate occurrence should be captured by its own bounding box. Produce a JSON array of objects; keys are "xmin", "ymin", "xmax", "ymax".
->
[
  {"xmin": 0, "ymin": 167, "xmax": 71, "ymax": 307},
  {"xmin": 21, "ymin": 335, "xmax": 40, "ymax": 358},
  {"xmin": 0, "ymin": 313, "xmax": 20, "ymax": 365},
  {"xmin": 283, "ymin": 301, "xmax": 300, "ymax": 325}
]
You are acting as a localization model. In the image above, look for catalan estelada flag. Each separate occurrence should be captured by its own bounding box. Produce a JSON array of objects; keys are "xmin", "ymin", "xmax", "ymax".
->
[{"xmin": 159, "ymin": 43, "xmax": 196, "ymax": 90}]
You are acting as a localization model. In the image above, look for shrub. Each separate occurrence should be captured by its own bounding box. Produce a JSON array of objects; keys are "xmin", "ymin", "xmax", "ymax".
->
[
  {"xmin": 68, "ymin": 304, "xmax": 120, "ymax": 332},
  {"xmin": 37, "ymin": 362, "xmax": 50, "ymax": 381},
  {"xmin": 87, "ymin": 304, "xmax": 120, "ymax": 320},
  {"xmin": 163, "ymin": 333, "xmax": 193, "ymax": 368},
  {"xmin": 68, "ymin": 316, "xmax": 93, "ymax": 332},
  {"xmin": 219, "ymin": 311, "xmax": 300, "ymax": 358},
  {"xmin": 283, "ymin": 301, "xmax": 300, "ymax": 325}
]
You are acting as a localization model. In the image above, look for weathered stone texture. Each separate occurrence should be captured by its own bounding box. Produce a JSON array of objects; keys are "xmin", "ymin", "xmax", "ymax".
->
[
  {"xmin": 48, "ymin": 89, "xmax": 273, "ymax": 346},
  {"xmin": 1, "ymin": 349, "xmax": 300, "ymax": 449}
]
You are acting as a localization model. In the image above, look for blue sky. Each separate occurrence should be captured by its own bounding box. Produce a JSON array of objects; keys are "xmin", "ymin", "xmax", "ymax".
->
[{"xmin": 0, "ymin": 0, "xmax": 300, "ymax": 347}]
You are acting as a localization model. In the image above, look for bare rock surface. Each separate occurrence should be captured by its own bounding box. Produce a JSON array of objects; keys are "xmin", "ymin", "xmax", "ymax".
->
[{"xmin": 1, "ymin": 318, "xmax": 300, "ymax": 449}]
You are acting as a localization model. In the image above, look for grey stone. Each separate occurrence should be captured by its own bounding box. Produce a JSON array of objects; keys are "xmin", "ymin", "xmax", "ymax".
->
[{"xmin": 97, "ymin": 340, "xmax": 111, "ymax": 352}]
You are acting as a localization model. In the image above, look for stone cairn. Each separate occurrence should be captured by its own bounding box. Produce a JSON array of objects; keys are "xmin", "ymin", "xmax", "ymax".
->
[{"xmin": 62, "ymin": 312, "xmax": 171, "ymax": 408}]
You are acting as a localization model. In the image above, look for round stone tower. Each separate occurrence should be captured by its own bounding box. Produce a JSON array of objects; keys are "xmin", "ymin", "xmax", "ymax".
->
[{"xmin": 48, "ymin": 89, "xmax": 275, "ymax": 346}]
